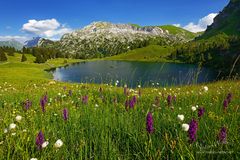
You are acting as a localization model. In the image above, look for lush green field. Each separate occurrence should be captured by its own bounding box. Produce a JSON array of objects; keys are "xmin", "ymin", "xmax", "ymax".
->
[
  {"xmin": 0, "ymin": 54, "xmax": 240, "ymax": 159},
  {"xmin": 0, "ymin": 53, "xmax": 81, "ymax": 82},
  {"xmin": 106, "ymin": 45, "xmax": 177, "ymax": 62},
  {"xmin": 158, "ymin": 25, "xmax": 202, "ymax": 40}
]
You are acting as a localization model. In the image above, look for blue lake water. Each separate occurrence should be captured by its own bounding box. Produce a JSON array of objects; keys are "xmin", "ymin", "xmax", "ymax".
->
[{"xmin": 49, "ymin": 60, "xmax": 219, "ymax": 87}]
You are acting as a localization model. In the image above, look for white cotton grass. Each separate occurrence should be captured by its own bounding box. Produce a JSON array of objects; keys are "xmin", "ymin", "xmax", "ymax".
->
[
  {"xmin": 4, "ymin": 128, "xmax": 8, "ymax": 133},
  {"xmin": 42, "ymin": 141, "xmax": 49, "ymax": 148},
  {"xmin": 182, "ymin": 124, "xmax": 189, "ymax": 131},
  {"xmin": 9, "ymin": 123, "xmax": 16, "ymax": 130},
  {"xmin": 203, "ymin": 86, "xmax": 208, "ymax": 92},
  {"xmin": 191, "ymin": 106, "xmax": 197, "ymax": 112},
  {"xmin": 54, "ymin": 139, "xmax": 63, "ymax": 148},
  {"xmin": 15, "ymin": 115, "xmax": 22, "ymax": 122},
  {"xmin": 177, "ymin": 115, "xmax": 184, "ymax": 121}
]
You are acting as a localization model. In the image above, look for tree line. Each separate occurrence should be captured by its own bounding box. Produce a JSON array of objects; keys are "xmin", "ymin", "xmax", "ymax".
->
[{"xmin": 170, "ymin": 33, "xmax": 240, "ymax": 75}]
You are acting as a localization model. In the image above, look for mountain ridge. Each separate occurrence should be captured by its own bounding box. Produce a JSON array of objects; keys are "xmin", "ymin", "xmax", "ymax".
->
[{"xmin": 42, "ymin": 21, "xmax": 198, "ymax": 58}]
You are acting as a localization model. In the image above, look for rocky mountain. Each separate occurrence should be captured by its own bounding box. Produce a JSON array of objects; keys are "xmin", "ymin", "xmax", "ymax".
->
[
  {"xmin": 0, "ymin": 39, "xmax": 23, "ymax": 50},
  {"xmin": 37, "ymin": 38, "xmax": 55, "ymax": 48},
  {"xmin": 200, "ymin": 0, "xmax": 240, "ymax": 39},
  {"xmin": 24, "ymin": 37, "xmax": 42, "ymax": 48},
  {"xmin": 52, "ymin": 22, "xmax": 197, "ymax": 58}
]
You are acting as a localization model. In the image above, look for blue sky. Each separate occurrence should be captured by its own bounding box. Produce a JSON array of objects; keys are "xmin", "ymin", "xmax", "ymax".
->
[{"xmin": 0, "ymin": 0, "xmax": 229, "ymax": 42}]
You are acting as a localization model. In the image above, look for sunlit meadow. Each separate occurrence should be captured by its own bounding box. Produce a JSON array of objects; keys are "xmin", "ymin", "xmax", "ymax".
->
[{"xmin": 0, "ymin": 76, "xmax": 239, "ymax": 159}]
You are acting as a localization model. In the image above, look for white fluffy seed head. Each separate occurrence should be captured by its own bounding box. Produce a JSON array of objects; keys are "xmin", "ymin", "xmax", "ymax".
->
[
  {"xmin": 42, "ymin": 141, "xmax": 49, "ymax": 148},
  {"xmin": 177, "ymin": 115, "xmax": 184, "ymax": 121},
  {"xmin": 9, "ymin": 123, "xmax": 16, "ymax": 130},
  {"xmin": 182, "ymin": 124, "xmax": 189, "ymax": 131},
  {"xmin": 54, "ymin": 139, "xmax": 63, "ymax": 148},
  {"xmin": 15, "ymin": 115, "xmax": 22, "ymax": 122},
  {"xmin": 204, "ymin": 86, "xmax": 208, "ymax": 92},
  {"xmin": 191, "ymin": 106, "xmax": 197, "ymax": 112}
]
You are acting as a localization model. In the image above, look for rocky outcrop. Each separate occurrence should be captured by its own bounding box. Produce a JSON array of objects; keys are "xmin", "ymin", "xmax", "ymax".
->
[{"xmin": 57, "ymin": 22, "xmax": 187, "ymax": 58}]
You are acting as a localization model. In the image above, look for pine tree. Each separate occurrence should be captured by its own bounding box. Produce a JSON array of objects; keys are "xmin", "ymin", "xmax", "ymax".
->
[
  {"xmin": 21, "ymin": 54, "xmax": 27, "ymax": 62},
  {"xmin": 0, "ymin": 51, "xmax": 7, "ymax": 62}
]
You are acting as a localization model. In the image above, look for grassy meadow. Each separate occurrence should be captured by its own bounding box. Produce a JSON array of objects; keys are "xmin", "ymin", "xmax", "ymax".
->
[
  {"xmin": 0, "ymin": 54, "xmax": 239, "ymax": 159},
  {"xmin": 106, "ymin": 45, "xmax": 177, "ymax": 62}
]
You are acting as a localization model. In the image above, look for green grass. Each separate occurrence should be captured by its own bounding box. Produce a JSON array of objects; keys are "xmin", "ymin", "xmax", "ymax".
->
[
  {"xmin": 0, "ymin": 53, "xmax": 81, "ymax": 83},
  {"xmin": 0, "ymin": 53, "xmax": 239, "ymax": 159},
  {"xmin": 159, "ymin": 25, "xmax": 202, "ymax": 40},
  {"xmin": 106, "ymin": 45, "xmax": 177, "ymax": 62}
]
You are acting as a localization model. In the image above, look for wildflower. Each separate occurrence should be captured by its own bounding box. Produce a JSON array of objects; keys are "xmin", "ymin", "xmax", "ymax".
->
[
  {"xmin": 223, "ymin": 99, "xmax": 228, "ymax": 112},
  {"xmin": 167, "ymin": 95, "xmax": 172, "ymax": 106},
  {"xmin": 191, "ymin": 106, "xmax": 197, "ymax": 112},
  {"xmin": 218, "ymin": 127, "xmax": 227, "ymax": 143},
  {"xmin": 30, "ymin": 158, "xmax": 38, "ymax": 160},
  {"xmin": 203, "ymin": 86, "xmax": 208, "ymax": 92},
  {"xmin": 177, "ymin": 115, "xmax": 184, "ymax": 121},
  {"xmin": 129, "ymin": 99, "xmax": 135, "ymax": 109},
  {"xmin": 24, "ymin": 99, "xmax": 32, "ymax": 110},
  {"xmin": 146, "ymin": 112, "xmax": 154, "ymax": 134},
  {"xmin": 227, "ymin": 93, "xmax": 232, "ymax": 103},
  {"xmin": 188, "ymin": 119, "xmax": 198, "ymax": 143},
  {"xmin": 15, "ymin": 115, "xmax": 22, "ymax": 122},
  {"xmin": 198, "ymin": 107, "xmax": 205, "ymax": 118},
  {"xmin": 4, "ymin": 128, "xmax": 8, "ymax": 133},
  {"xmin": 9, "ymin": 123, "xmax": 16, "ymax": 130},
  {"xmin": 182, "ymin": 124, "xmax": 189, "ymax": 131},
  {"xmin": 42, "ymin": 141, "xmax": 49, "ymax": 148},
  {"xmin": 11, "ymin": 132, "xmax": 16, "ymax": 136},
  {"xmin": 40, "ymin": 97, "xmax": 46, "ymax": 113},
  {"xmin": 63, "ymin": 86, "xmax": 66, "ymax": 90},
  {"xmin": 62, "ymin": 108, "xmax": 68, "ymax": 121},
  {"xmin": 133, "ymin": 96, "xmax": 137, "ymax": 103},
  {"xmin": 138, "ymin": 85, "xmax": 141, "ymax": 88},
  {"xmin": 54, "ymin": 139, "xmax": 63, "ymax": 148},
  {"xmin": 82, "ymin": 95, "xmax": 88, "ymax": 104},
  {"xmin": 36, "ymin": 131, "xmax": 44, "ymax": 150},
  {"xmin": 43, "ymin": 93, "xmax": 48, "ymax": 103}
]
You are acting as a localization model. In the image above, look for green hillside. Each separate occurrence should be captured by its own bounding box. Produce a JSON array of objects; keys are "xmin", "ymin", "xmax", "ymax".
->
[
  {"xmin": 106, "ymin": 45, "xmax": 175, "ymax": 62},
  {"xmin": 159, "ymin": 25, "xmax": 201, "ymax": 39},
  {"xmin": 199, "ymin": 0, "xmax": 240, "ymax": 39}
]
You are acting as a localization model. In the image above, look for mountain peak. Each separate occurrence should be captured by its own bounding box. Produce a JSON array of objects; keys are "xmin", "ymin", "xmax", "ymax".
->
[{"xmin": 24, "ymin": 37, "xmax": 42, "ymax": 48}]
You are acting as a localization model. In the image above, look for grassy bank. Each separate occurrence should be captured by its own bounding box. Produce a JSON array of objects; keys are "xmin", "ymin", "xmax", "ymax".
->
[
  {"xmin": 0, "ymin": 53, "xmax": 81, "ymax": 83},
  {"xmin": 0, "ymin": 53, "xmax": 239, "ymax": 159},
  {"xmin": 105, "ymin": 45, "xmax": 179, "ymax": 62}
]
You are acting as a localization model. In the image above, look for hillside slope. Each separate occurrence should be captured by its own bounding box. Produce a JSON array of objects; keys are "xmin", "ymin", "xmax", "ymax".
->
[
  {"xmin": 107, "ymin": 45, "xmax": 174, "ymax": 62},
  {"xmin": 0, "ymin": 40, "xmax": 23, "ymax": 50},
  {"xmin": 159, "ymin": 25, "xmax": 201, "ymax": 41},
  {"xmin": 199, "ymin": 0, "xmax": 240, "ymax": 39}
]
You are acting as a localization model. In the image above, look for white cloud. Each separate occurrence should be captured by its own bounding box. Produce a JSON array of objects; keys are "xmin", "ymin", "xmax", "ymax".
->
[
  {"xmin": 183, "ymin": 13, "xmax": 218, "ymax": 33},
  {"xmin": 22, "ymin": 19, "xmax": 72, "ymax": 39},
  {"xmin": 0, "ymin": 36, "xmax": 30, "ymax": 43},
  {"xmin": 173, "ymin": 24, "xmax": 181, "ymax": 27}
]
